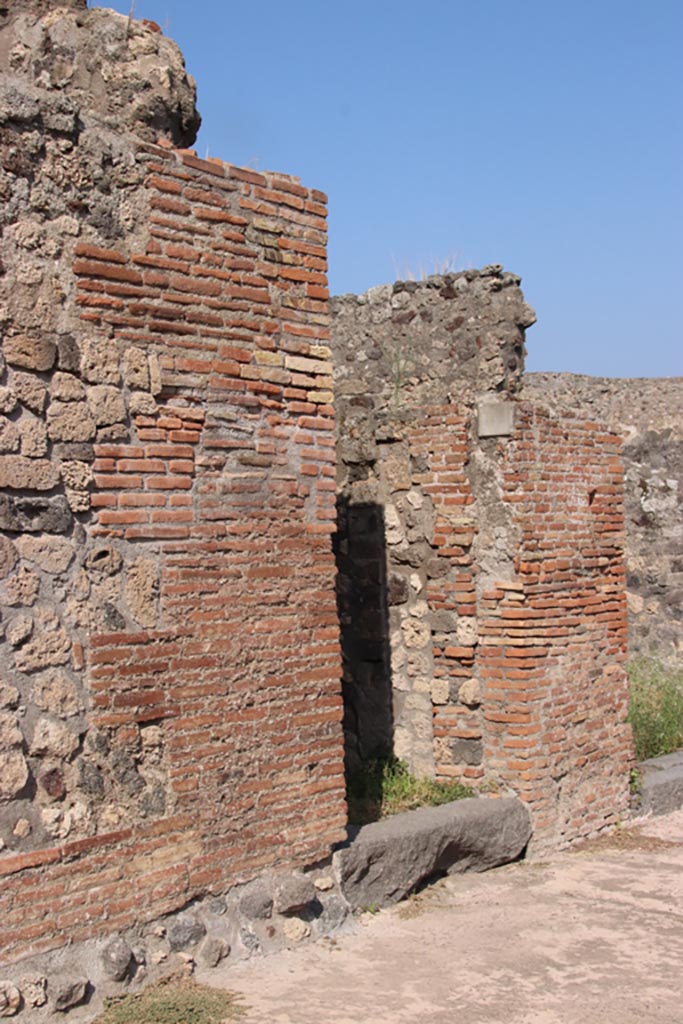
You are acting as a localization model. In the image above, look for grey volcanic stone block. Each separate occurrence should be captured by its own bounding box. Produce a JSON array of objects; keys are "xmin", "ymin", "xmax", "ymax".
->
[
  {"xmin": 101, "ymin": 936, "xmax": 133, "ymax": 981},
  {"xmin": 167, "ymin": 913, "xmax": 206, "ymax": 951},
  {"xmin": 0, "ymin": 495, "xmax": 72, "ymax": 534},
  {"xmin": 273, "ymin": 872, "xmax": 316, "ymax": 915},
  {"xmin": 634, "ymin": 750, "xmax": 683, "ymax": 816},
  {"xmin": 239, "ymin": 881, "xmax": 273, "ymax": 921},
  {"xmin": 333, "ymin": 797, "xmax": 531, "ymax": 908},
  {"xmin": 54, "ymin": 978, "xmax": 88, "ymax": 1012}
]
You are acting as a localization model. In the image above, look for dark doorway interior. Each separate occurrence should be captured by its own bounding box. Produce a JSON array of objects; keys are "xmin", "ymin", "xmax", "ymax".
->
[{"xmin": 334, "ymin": 498, "xmax": 393, "ymax": 772}]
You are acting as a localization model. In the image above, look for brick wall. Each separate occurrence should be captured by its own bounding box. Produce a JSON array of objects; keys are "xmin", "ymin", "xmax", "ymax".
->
[
  {"xmin": 478, "ymin": 404, "xmax": 632, "ymax": 848},
  {"xmin": 523, "ymin": 373, "xmax": 683, "ymax": 665},
  {"xmin": 0, "ymin": 2, "xmax": 645, "ymax": 980},
  {"xmin": 0, "ymin": 140, "xmax": 347, "ymax": 967},
  {"xmin": 332, "ymin": 270, "xmax": 535, "ymax": 775},
  {"xmin": 409, "ymin": 408, "xmax": 481, "ymax": 781},
  {"xmin": 331, "ymin": 278, "xmax": 633, "ymax": 848}
]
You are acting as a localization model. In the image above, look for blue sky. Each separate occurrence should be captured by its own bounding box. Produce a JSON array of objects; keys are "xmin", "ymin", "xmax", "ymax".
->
[{"xmin": 94, "ymin": 1, "xmax": 681, "ymax": 378}]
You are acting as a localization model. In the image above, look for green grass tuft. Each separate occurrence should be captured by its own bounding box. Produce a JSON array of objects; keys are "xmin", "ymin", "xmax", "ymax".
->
[
  {"xmin": 94, "ymin": 977, "xmax": 243, "ymax": 1024},
  {"xmin": 627, "ymin": 657, "xmax": 683, "ymax": 762},
  {"xmin": 346, "ymin": 756, "xmax": 473, "ymax": 825}
]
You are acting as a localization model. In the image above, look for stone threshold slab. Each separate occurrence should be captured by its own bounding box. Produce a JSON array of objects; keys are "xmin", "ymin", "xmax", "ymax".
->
[{"xmin": 333, "ymin": 796, "xmax": 532, "ymax": 909}]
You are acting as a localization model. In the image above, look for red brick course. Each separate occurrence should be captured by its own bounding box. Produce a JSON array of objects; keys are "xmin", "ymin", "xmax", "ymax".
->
[
  {"xmin": 398, "ymin": 402, "xmax": 632, "ymax": 845},
  {"xmin": 408, "ymin": 408, "xmax": 482, "ymax": 780},
  {"xmin": 478, "ymin": 404, "xmax": 633, "ymax": 848}
]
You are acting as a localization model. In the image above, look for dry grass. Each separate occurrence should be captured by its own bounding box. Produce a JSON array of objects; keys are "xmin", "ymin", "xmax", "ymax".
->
[
  {"xmin": 94, "ymin": 976, "xmax": 243, "ymax": 1024},
  {"xmin": 571, "ymin": 825, "xmax": 681, "ymax": 856}
]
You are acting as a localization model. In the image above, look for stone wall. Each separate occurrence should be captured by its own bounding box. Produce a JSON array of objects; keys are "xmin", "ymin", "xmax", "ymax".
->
[
  {"xmin": 331, "ymin": 276, "xmax": 632, "ymax": 847},
  {"xmin": 523, "ymin": 374, "xmax": 683, "ymax": 664},
  {"xmin": 332, "ymin": 269, "xmax": 535, "ymax": 775},
  {"xmin": 0, "ymin": 0, "xmax": 655, "ymax": 999},
  {"xmin": 0, "ymin": 1, "xmax": 346, "ymax": 975}
]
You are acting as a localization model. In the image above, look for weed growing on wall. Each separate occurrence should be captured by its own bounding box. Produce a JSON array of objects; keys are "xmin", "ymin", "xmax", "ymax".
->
[
  {"xmin": 378, "ymin": 337, "xmax": 414, "ymax": 403},
  {"xmin": 627, "ymin": 658, "xmax": 683, "ymax": 760},
  {"xmin": 346, "ymin": 756, "xmax": 473, "ymax": 825},
  {"xmin": 391, "ymin": 253, "xmax": 466, "ymax": 281}
]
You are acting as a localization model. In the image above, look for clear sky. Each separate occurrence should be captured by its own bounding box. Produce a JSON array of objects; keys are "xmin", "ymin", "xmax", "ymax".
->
[{"xmin": 93, "ymin": 0, "xmax": 681, "ymax": 378}]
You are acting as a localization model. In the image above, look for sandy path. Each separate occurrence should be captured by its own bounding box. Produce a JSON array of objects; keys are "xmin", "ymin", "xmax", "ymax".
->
[{"xmin": 199, "ymin": 810, "xmax": 683, "ymax": 1024}]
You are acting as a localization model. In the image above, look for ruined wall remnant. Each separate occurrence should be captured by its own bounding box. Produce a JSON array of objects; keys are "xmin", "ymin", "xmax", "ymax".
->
[
  {"xmin": 0, "ymin": 0, "xmax": 346, "ymax": 974},
  {"xmin": 332, "ymin": 270, "xmax": 535, "ymax": 776},
  {"xmin": 331, "ymin": 273, "xmax": 633, "ymax": 848},
  {"xmin": 0, "ymin": 0, "xmax": 200, "ymax": 146},
  {"xmin": 524, "ymin": 374, "xmax": 683, "ymax": 665},
  {"xmin": 477, "ymin": 407, "xmax": 632, "ymax": 843},
  {"xmin": 332, "ymin": 270, "xmax": 535, "ymax": 777},
  {"xmin": 0, "ymin": 0, "xmax": 659, "ymax": 1000}
]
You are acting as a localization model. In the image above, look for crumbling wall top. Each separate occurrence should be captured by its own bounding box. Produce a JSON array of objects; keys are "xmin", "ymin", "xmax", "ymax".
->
[
  {"xmin": 0, "ymin": 0, "xmax": 200, "ymax": 146},
  {"xmin": 331, "ymin": 265, "xmax": 537, "ymax": 408},
  {"xmin": 5, "ymin": 0, "xmax": 87, "ymax": 14},
  {"xmin": 523, "ymin": 372, "xmax": 683, "ymax": 440}
]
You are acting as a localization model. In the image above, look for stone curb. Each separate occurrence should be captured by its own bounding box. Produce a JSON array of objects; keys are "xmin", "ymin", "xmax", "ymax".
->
[
  {"xmin": 632, "ymin": 750, "xmax": 683, "ymax": 817},
  {"xmin": 333, "ymin": 796, "xmax": 532, "ymax": 909}
]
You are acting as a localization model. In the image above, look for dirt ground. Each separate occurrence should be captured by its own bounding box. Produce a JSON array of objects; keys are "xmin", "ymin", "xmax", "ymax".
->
[{"xmin": 199, "ymin": 809, "xmax": 683, "ymax": 1024}]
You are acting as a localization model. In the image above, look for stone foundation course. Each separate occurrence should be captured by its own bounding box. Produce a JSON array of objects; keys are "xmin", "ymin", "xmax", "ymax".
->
[
  {"xmin": 0, "ymin": 862, "xmax": 351, "ymax": 1020},
  {"xmin": 0, "ymin": 795, "xmax": 533, "ymax": 1021}
]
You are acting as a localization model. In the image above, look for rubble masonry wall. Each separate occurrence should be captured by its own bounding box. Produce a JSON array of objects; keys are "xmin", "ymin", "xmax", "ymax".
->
[
  {"xmin": 2, "ymin": 0, "xmax": 672, "ymax": 993},
  {"xmin": 0, "ymin": 3, "xmax": 346, "ymax": 971},
  {"xmin": 331, "ymin": 277, "xmax": 632, "ymax": 849}
]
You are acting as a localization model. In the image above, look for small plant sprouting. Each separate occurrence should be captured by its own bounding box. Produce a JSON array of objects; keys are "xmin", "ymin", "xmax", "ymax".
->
[
  {"xmin": 346, "ymin": 755, "xmax": 473, "ymax": 826},
  {"xmin": 360, "ymin": 901, "xmax": 381, "ymax": 916},
  {"xmin": 378, "ymin": 338, "xmax": 413, "ymax": 404},
  {"xmin": 627, "ymin": 657, "xmax": 683, "ymax": 761},
  {"xmin": 391, "ymin": 252, "xmax": 465, "ymax": 282}
]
